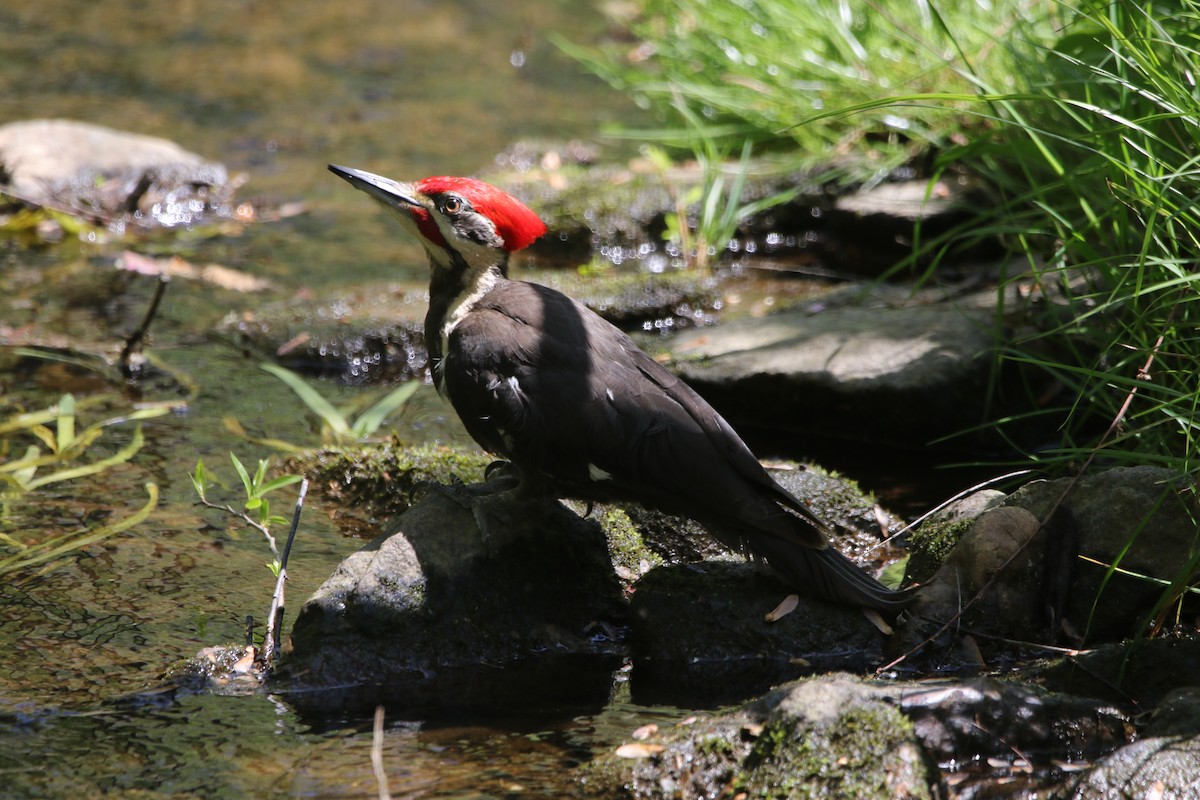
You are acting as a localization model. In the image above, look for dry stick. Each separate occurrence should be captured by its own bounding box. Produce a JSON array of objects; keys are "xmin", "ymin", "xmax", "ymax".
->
[
  {"xmin": 119, "ymin": 273, "xmax": 170, "ymax": 376},
  {"xmin": 262, "ymin": 478, "xmax": 309, "ymax": 664},
  {"xmin": 372, "ymin": 705, "xmax": 392, "ymax": 800},
  {"xmin": 880, "ymin": 326, "xmax": 1170, "ymax": 674}
]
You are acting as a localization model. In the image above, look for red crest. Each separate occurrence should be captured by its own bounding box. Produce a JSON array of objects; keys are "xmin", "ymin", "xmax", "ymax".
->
[{"xmin": 417, "ymin": 177, "xmax": 547, "ymax": 252}]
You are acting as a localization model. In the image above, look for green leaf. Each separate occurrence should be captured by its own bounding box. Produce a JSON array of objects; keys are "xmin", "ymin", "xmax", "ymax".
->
[
  {"xmin": 257, "ymin": 474, "xmax": 304, "ymax": 495},
  {"xmin": 253, "ymin": 457, "xmax": 270, "ymax": 491},
  {"xmin": 260, "ymin": 363, "xmax": 351, "ymax": 436},
  {"xmin": 230, "ymin": 453, "xmax": 254, "ymax": 497},
  {"xmin": 351, "ymin": 381, "xmax": 420, "ymax": 438},
  {"xmin": 23, "ymin": 426, "xmax": 149, "ymax": 490},
  {"xmin": 190, "ymin": 459, "xmax": 209, "ymax": 501},
  {"xmin": 0, "ymin": 482, "xmax": 159, "ymax": 577}
]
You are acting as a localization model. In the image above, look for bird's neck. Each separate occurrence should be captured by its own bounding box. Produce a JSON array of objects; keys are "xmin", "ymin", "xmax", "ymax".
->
[{"xmin": 425, "ymin": 252, "xmax": 509, "ymax": 384}]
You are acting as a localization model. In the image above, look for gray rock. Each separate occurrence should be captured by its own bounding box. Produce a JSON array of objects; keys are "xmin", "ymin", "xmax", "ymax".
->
[
  {"xmin": 286, "ymin": 486, "xmax": 625, "ymax": 685},
  {"xmin": 912, "ymin": 466, "xmax": 1200, "ymax": 643},
  {"xmin": 588, "ymin": 673, "xmax": 938, "ymax": 800},
  {"xmin": 1056, "ymin": 736, "xmax": 1200, "ymax": 799},
  {"xmin": 0, "ymin": 119, "xmax": 232, "ymax": 230},
  {"xmin": 665, "ymin": 295, "xmax": 997, "ymax": 447},
  {"xmin": 628, "ymin": 561, "xmax": 892, "ymax": 704},
  {"xmin": 589, "ymin": 673, "xmax": 1140, "ymax": 799}
]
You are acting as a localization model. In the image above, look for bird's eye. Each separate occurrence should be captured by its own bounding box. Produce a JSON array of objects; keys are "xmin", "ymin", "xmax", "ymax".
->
[{"xmin": 442, "ymin": 196, "xmax": 463, "ymax": 215}]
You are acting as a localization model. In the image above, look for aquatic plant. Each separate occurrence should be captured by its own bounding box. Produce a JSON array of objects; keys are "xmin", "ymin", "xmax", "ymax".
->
[
  {"xmin": 0, "ymin": 394, "xmax": 166, "ymax": 578},
  {"xmin": 225, "ymin": 363, "xmax": 420, "ymax": 452}
]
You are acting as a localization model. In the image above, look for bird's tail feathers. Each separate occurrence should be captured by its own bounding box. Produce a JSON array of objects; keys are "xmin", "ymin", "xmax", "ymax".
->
[{"xmin": 750, "ymin": 536, "xmax": 915, "ymax": 616}]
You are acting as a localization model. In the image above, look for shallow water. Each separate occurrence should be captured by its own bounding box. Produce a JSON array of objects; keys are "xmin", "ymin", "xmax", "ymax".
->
[{"xmin": 0, "ymin": 2, "xmax": 685, "ymax": 796}]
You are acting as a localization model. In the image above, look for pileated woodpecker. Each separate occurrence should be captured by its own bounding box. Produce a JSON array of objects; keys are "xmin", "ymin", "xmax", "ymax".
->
[{"xmin": 329, "ymin": 164, "xmax": 911, "ymax": 614}]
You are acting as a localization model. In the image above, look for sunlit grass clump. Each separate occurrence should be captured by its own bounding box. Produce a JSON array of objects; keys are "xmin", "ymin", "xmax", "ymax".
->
[{"xmin": 573, "ymin": 0, "xmax": 1200, "ymax": 472}]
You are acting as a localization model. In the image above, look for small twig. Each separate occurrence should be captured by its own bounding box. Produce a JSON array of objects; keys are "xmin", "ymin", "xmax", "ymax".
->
[
  {"xmin": 372, "ymin": 705, "xmax": 392, "ymax": 800},
  {"xmin": 119, "ymin": 273, "xmax": 170, "ymax": 378},
  {"xmin": 261, "ymin": 478, "xmax": 309, "ymax": 665},
  {"xmin": 197, "ymin": 498, "xmax": 280, "ymax": 559},
  {"xmin": 887, "ymin": 469, "xmax": 1034, "ymax": 541}
]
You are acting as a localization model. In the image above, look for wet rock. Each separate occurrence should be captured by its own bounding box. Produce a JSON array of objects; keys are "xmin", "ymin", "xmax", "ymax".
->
[
  {"xmin": 589, "ymin": 673, "xmax": 1142, "ymax": 799},
  {"xmin": 1036, "ymin": 668, "xmax": 1200, "ymax": 799},
  {"xmin": 533, "ymin": 268, "xmax": 720, "ymax": 334},
  {"xmin": 900, "ymin": 678, "xmax": 1131, "ymax": 764},
  {"xmin": 912, "ymin": 466, "xmax": 1200, "ymax": 644},
  {"xmin": 628, "ymin": 562, "xmax": 893, "ymax": 706},
  {"xmin": 495, "ymin": 150, "xmax": 995, "ymax": 275},
  {"xmin": 1146, "ymin": 687, "xmax": 1200, "ymax": 737},
  {"xmin": 286, "ymin": 484, "xmax": 625, "ymax": 685},
  {"xmin": 586, "ymin": 673, "xmax": 938, "ymax": 800},
  {"xmin": 220, "ymin": 281, "xmax": 429, "ymax": 383},
  {"xmin": 1035, "ymin": 637, "xmax": 1200, "ymax": 709},
  {"xmin": 0, "ymin": 119, "xmax": 237, "ymax": 234},
  {"xmin": 824, "ymin": 179, "xmax": 1000, "ymax": 274},
  {"xmin": 1055, "ymin": 736, "xmax": 1200, "ymax": 799},
  {"xmin": 665, "ymin": 288, "xmax": 999, "ymax": 448}
]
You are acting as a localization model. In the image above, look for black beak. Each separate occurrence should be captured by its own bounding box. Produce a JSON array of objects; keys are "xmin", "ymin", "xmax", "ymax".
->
[{"xmin": 328, "ymin": 164, "xmax": 421, "ymax": 212}]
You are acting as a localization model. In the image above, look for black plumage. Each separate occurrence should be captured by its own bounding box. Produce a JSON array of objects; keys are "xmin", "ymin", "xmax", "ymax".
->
[{"xmin": 329, "ymin": 164, "xmax": 912, "ymax": 615}]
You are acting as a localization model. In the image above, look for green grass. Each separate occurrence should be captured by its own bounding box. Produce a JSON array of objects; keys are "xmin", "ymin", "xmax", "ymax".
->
[
  {"xmin": 561, "ymin": 0, "xmax": 1058, "ymax": 166},
  {"xmin": 571, "ymin": 0, "xmax": 1200, "ymax": 470}
]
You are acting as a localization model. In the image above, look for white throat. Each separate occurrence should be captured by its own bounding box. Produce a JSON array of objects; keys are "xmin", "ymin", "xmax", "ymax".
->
[{"xmin": 439, "ymin": 264, "xmax": 500, "ymax": 360}]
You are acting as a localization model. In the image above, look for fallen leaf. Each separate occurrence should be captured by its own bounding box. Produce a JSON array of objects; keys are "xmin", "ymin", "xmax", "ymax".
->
[
  {"xmin": 863, "ymin": 608, "xmax": 893, "ymax": 635},
  {"xmin": 765, "ymin": 594, "xmax": 800, "ymax": 622},
  {"xmin": 631, "ymin": 724, "xmax": 658, "ymax": 740},
  {"xmin": 615, "ymin": 743, "xmax": 664, "ymax": 759}
]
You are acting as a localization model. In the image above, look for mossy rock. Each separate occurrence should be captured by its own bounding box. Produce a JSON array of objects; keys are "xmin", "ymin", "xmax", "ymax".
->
[
  {"xmin": 585, "ymin": 673, "xmax": 937, "ymax": 799},
  {"xmin": 288, "ymin": 443, "xmax": 492, "ymax": 517}
]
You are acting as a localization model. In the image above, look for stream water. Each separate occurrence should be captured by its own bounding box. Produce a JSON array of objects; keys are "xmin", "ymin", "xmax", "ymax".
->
[{"xmin": 0, "ymin": 2, "xmax": 687, "ymax": 796}]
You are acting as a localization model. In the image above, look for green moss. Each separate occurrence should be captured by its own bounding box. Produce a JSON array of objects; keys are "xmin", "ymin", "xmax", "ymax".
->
[
  {"xmin": 287, "ymin": 442, "xmax": 492, "ymax": 515},
  {"xmin": 735, "ymin": 706, "xmax": 925, "ymax": 800},
  {"xmin": 906, "ymin": 518, "xmax": 973, "ymax": 583},
  {"xmin": 596, "ymin": 505, "xmax": 663, "ymax": 583}
]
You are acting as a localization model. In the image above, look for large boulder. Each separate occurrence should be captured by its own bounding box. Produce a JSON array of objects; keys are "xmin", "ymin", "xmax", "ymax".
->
[{"xmin": 911, "ymin": 466, "xmax": 1200, "ymax": 645}]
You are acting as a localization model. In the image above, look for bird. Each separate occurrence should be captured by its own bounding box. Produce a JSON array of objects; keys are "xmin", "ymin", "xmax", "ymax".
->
[{"xmin": 328, "ymin": 164, "xmax": 912, "ymax": 615}]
